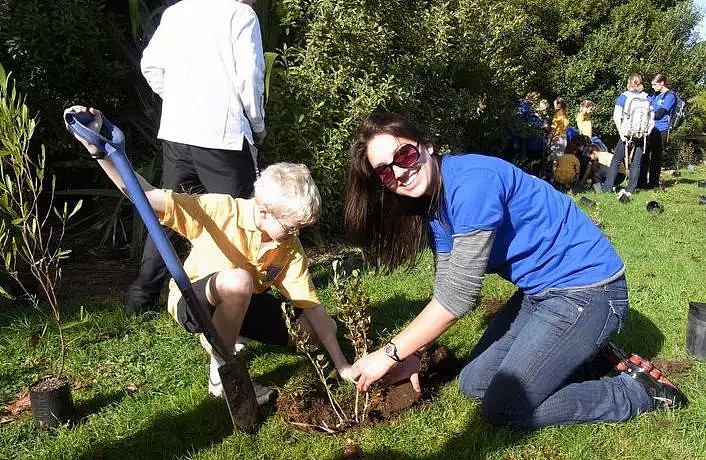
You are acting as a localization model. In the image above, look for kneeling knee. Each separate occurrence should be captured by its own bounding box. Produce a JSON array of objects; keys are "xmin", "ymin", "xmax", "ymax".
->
[{"xmin": 211, "ymin": 269, "xmax": 253, "ymax": 302}]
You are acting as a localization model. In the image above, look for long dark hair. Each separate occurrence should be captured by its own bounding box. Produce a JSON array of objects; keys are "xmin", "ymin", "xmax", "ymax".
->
[{"xmin": 344, "ymin": 113, "xmax": 441, "ymax": 272}]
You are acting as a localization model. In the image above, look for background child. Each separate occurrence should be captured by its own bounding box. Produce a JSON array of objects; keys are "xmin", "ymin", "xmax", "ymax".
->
[
  {"xmin": 576, "ymin": 99, "xmax": 595, "ymax": 137},
  {"xmin": 548, "ymin": 97, "xmax": 570, "ymax": 164}
]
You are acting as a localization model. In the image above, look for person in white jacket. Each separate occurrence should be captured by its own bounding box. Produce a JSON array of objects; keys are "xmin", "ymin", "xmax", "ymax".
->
[
  {"xmin": 127, "ymin": 0, "xmax": 267, "ymax": 315},
  {"xmin": 600, "ymin": 73, "xmax": 654, "ymax": 200}
]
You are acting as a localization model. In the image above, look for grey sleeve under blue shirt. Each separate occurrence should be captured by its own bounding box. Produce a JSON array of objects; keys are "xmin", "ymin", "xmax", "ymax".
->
[{"xmin": 433, "ymin": 229, "xmax": 495, "ymax": 318}]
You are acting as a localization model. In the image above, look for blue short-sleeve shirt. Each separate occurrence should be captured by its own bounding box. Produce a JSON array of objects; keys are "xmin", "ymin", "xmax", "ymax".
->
[{"xmin": 428, "ymin": 154, "xmax": 623, "ymax": 294}]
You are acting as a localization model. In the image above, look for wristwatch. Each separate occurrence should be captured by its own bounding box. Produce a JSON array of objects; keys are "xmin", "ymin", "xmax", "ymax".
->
[{"xmin": 384, "ymin": 341, "xmax": 402, "ymax": 363}]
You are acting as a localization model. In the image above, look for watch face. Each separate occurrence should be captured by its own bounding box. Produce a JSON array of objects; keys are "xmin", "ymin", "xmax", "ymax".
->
[
  {"xmin": 385, "ymin": 343, "xmax": 395, "ymax": 356},
  {"xmin": 385, "ymin": 342, "xmax": 400, "ymax": 361}
]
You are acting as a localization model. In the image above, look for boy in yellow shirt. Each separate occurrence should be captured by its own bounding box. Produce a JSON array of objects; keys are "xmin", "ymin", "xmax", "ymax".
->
[{"xmin": 66, "ymin": 106, "xmax": 352, "ymax": 404}]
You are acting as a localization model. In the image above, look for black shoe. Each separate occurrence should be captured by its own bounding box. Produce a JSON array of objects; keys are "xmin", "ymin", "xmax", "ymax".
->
[
  {"xmin": 632, "ymin": 370, "xmax": 688, "ymax": 409},
  {"xmin": 251, "ymin": 379, "xmax": 277, "ymax": 406},
  {"xmin": 124, "ymin": 284, "xmax": 160, "ymax": 316},
  {"xmin": 602, "ymin": 342, "xmax": 688, "ymax": 408}
]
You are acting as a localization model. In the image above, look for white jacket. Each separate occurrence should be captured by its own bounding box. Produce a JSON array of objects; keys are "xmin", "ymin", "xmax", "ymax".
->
[{"xmin": 141, "ymin": 0, "xmax": 265, "ymax": 150}]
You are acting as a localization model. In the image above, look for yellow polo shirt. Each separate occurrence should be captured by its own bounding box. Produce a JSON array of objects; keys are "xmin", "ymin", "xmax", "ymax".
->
[{"xmin": 159, "ymin": 191, "xmax": 320, "ymax": 319}]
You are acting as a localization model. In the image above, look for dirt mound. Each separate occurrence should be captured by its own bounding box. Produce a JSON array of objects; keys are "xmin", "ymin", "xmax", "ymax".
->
[{"xmin": 277, "ymin": 344, "xmax": 460, "ymax": 433}]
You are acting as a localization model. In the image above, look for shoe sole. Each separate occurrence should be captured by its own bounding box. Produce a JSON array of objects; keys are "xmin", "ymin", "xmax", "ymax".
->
[
  {"xmin": 603, "ymin": 343, "xmax": 688, "ymax": 408},
  {"xmin": 602, "ymin": 343, "xmax": 679, "ymax": 388}
]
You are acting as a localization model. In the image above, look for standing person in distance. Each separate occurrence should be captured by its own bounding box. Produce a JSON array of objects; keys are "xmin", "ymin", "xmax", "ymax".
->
[
  {"xmin": 601, "ymin": 74, "xmax": 654, "ymax": 200},
  {"xmin": 126, "ymin": 0, "xmax": 266, "ymax": 315},
  {"xmin": 643, "ymin": 73, "xmax": 676, "ymax": 190}
]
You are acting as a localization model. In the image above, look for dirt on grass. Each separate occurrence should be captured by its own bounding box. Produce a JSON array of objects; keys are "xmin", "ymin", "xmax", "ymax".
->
[
  {"xmin": 58, "ymin": 259, "xmax": 138, "ymax": 302},
  {"xmin": 276, "ymin": 344, "xmax": 461, "ymax": 433}
]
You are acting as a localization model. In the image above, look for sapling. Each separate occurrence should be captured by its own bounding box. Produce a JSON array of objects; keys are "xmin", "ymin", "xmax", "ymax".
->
[
  {"xmin": 0, "ymin": 70, "xmax": 82, "ymax": 378},
  {"xmin": 331, "ymin": 258, "xmax": 371, "ymax": 422},
  {"xmin": 281, "ymin": 302, "xmax": 347, "ymax": 426}
]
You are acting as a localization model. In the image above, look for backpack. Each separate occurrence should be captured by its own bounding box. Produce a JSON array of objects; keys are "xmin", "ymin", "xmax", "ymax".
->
[
  {"xmin": 619, "ymin": 92, "xmax": 651, "ymax": 139},
  {"xmin": 669, "ymin": 91, "xmax": 686, "ymax": 130}
]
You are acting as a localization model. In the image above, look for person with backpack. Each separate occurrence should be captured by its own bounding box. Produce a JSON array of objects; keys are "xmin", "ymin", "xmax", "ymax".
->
[
  {"xmin": 601, "ymin": 74, "xmax": 654, "ymax": 200},
  {"xmin": 643, "ymin": 74, "xmax": 677, "ymax": 189}
]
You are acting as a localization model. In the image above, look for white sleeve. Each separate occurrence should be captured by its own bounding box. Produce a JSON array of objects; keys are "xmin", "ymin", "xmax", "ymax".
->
[
  {"xmin": 140, "ymin": 18, "xmax": 168, "ymax": 97},
  {"xmin": 232, "ymin": 10, "xmax": 265, "ymax": 133},
  {"xmin": 612, "ymin": 104, "xmax": 623, "ymax": 134}
]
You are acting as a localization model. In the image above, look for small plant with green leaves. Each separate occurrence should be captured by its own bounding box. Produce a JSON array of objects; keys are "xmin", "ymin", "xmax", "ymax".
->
[
  {"xmin": 281, "ymin": 302, "xmax": 348, "ymax": 427},
  {"xmin": 0, "ymin": 67, "xmax": 82, "ymax": 380},
  {"xmin": 331, "ymin": 257, "xmax": 372, "ymax": 422},
  {"xmin": 281, "ymin": 257, "xmax": 376, "ymax": 428}
]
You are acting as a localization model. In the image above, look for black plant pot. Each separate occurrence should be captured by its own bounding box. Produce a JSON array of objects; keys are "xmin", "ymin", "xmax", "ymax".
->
[
  {"xmin": 687, "ymin": 302, "xmax": 706, "ymax": 360},
  {"xmin": 578, "ymin": 196, "xmax": 596, "ymax": 208},
  {"xmin": 646, "ymin": 200, "xmax": 663, "ymax": 214},
  {"xmin": 29, "ymin": 375, "xmax": 74, "ymax": 429}
]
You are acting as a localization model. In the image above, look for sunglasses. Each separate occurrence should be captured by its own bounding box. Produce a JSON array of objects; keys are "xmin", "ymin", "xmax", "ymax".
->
[{"xmin": 374, "ymin": 143, "xmax": 421, "ymax": 186}]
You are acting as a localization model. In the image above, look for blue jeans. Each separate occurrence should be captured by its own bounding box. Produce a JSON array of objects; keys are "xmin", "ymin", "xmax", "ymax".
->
[{"xmin": 459, "ymin": 275, "xmax": 653, "ymax": 428}]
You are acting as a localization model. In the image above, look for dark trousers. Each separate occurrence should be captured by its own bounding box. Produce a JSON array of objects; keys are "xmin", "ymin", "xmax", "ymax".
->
[
  {"xmin": 602, "ymin": 138, "xmax": 645, "ymax": 194},
  {"xmin": 124, "ymin": 140, "xmax": 257, "ymax": 315},
  {"xmin": 641, "ymin": 128, "xmax": 668, "ymax": 189}
]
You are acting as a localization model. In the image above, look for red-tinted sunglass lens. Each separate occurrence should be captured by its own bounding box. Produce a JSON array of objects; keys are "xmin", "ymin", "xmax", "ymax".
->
[
  {"xmin": 376, "ymin": 167, "xmax": 395, "ymax": 186},
  {"xmin": 395, "ymin": 144, "xmax": 420, "ymax": 167}
]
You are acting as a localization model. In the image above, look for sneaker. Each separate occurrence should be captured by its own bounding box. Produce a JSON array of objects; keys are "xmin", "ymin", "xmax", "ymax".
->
[
  {"xmin": 601, "ymin": 342, "xmax": 688, "ymax": 408},
  {"xmin": 123, "ymin": 283, "xmax": 160, "ymax": 316},
  {"xmin": 234, "ymin": 335, "xmax": 253, "ymax": 353},
  {"xmin": 209, "ymin": 356, "xmax": 277, "ymax": 406},
  {"xmin": 209, "ymin": 355, "xmax": 226, "ymax": 398},
  {"xmin": 617, "ymin": 189, "xmax": 631, "ymax": 203},
  {"xmin": 632, "ymin": 370, "xmax": 688, "ymax": 409}
]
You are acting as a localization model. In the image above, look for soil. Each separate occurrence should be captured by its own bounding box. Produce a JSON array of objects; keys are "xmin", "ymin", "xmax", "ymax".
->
[
  {"xmin": 58, "ymin": 259, "xmax": 138, "ymax": 301},
  {"xmin": 30, "ymin": 375, "xmax": 69, "ymax": 392},
  {"xmin": 649, "ymin": 357, "xmax": 692, "ymax": 375},
  {"xmin": 276, "ymin": 344, "xmax": 461, "ymax": 433},
  {"xmin": 482, "ymin": 298, "xmax": 506, "ymax": 317}
]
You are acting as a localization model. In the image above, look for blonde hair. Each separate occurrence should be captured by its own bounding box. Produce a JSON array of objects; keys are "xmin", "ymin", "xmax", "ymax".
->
[
  {"xmin": 627, "ymin": 73, "xmax": 643, "ymax": 91},
  {"xmin": 254, "ymin": 163, "xmax": 321, "ymax": 226}
]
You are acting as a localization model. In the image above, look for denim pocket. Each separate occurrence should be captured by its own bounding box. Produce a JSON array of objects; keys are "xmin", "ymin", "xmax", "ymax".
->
[{"xmin": 595, "ymin": 298, "xmax": 628, "ymax": 346}]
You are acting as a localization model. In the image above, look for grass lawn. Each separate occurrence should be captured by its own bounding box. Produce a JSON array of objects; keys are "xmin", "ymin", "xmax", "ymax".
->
[{"xmin": 1, "ymin": 167, "xmax": 706, "ymax": 460}]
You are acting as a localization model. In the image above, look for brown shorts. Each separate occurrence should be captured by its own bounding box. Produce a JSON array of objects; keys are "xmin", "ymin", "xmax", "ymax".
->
[{"xmin": 175, "ymin": 273, "xmax": 302, "ymax": 346}]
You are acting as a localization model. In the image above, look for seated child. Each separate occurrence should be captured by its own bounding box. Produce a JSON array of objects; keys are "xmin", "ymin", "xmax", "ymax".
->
[
  {"xmin": 65, "ymin": 106, "xmax": 353, "ymax": 405},
  {"xmin": 584, "ymin": 144, "xmax": 626, "ymax": 191},
  {"xmin": 553, "ymin": 135, "xmax": 589, "ymax": 192}
]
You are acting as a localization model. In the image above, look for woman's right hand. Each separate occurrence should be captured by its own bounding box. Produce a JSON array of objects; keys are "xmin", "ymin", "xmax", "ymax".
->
[{"xmin": 63, "ymin": 106, "xmax": 103, "ymax": 158}]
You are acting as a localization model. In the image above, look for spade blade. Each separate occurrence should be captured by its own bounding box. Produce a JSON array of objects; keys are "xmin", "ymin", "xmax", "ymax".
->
[{"xmin": 218, "ymin": 355, "xmax": 259, "ymax": 433}]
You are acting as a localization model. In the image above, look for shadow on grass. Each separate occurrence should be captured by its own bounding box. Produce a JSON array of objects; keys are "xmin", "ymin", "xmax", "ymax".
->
[
  {"xmin": 477, "ymin": 294, "xmax": 665, "ymax": 360},
  {"xmin": 77, "ymin": 397, "xmax": 234, "ymax": 460},
  {"xmin": 73, "ymin": 391, "xmax": 127, "ymax": 424},
  {"xmin": 358, "ymin": 374, "xmax": 533, "ymax": 459},
  {"xmin": 612, "ymin": 308, "xmax": 665, "ymax": 359}
]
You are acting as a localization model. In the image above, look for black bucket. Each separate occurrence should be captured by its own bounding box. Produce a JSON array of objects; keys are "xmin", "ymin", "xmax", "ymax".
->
[
  {"xmin": 686, "ymin": 302, "xmax": 706, "ymax": 360},
  {"xmin": 29, "ymin": 375, "xmax": 74, "ymax": 429}
]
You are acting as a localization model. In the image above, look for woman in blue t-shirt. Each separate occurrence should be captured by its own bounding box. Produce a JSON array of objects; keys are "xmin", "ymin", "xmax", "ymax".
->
[
  {"xmin": 344, "ymin": 112, "xmax": 686, "ymax": 429},
  {"xmin": 644, "ymin": 73, "xmax": 677, "ymax": 189}
]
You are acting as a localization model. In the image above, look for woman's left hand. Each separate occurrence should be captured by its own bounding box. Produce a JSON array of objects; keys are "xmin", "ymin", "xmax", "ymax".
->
[{"xmin": 351, "ymin": 348, "xmax": 397, "ymax": 392}]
